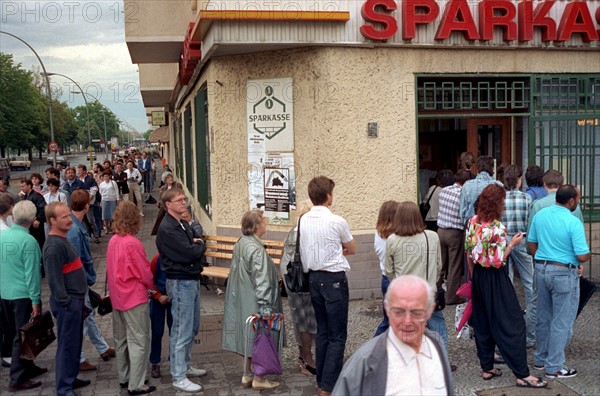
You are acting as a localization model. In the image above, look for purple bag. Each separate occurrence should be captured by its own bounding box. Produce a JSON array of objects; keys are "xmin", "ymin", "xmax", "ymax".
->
[{"xmin": 252, "ymin": 322, "xmax": 282, "ymax": 376}]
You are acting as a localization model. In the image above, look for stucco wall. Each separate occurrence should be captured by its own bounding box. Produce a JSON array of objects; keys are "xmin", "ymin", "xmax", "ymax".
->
[{"xmin": 180, "ymin": 46, "xmax": 599, "ymax": 234}]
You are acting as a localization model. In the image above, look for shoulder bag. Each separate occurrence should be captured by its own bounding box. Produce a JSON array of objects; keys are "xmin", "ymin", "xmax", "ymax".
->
[
  {"xmin": 97, "ymin": 275, "xmax": 113, "ymax": 316},
  {"xmin": 419, "ymin": 186, "xmax": 437, "ymax": 220},
  {"xmin": 284, "ymin": 215, "xmax": 310, "ymax": 293},
  {"xmin": 424, "ymin": 232, "xmax": 445, "ymax": 311}
]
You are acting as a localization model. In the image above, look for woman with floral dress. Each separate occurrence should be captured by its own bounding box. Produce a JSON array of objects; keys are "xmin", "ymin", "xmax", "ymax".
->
[{"xmin": 465, "ymin": 184, "xmax": 547, "ymax": 388}]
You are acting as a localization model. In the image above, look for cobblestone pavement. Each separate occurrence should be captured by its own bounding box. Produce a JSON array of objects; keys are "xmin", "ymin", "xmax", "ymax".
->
[{"xmin": 2, "ymin": 187, "xmax": 599, "ymax": 395}]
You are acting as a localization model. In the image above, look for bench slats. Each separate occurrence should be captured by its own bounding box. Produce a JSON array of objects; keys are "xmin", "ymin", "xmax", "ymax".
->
[{"xmin": 201, "ymin": 235, "xmax": 284, "ymax": 282}]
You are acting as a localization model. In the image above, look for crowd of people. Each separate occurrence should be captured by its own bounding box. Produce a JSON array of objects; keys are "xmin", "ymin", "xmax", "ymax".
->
[{"xmin": 0, "ymin": 150, "xmax": 592, "ymax": 395}]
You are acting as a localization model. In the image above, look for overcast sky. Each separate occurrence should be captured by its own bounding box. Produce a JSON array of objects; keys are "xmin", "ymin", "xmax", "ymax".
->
[{"xmin": 0, "ymin": 0, "xmax": 149, "ymax": 135}]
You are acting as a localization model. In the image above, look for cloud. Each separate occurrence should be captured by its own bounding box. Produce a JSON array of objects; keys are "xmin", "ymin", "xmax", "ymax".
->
[{"xmin": 0, "ymin": 0, "xmax": 149, "ymax": 134}]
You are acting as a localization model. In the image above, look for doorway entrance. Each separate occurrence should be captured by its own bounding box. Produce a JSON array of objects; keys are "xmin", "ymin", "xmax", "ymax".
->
[{"xmin": 467, "ymin": 117, "xmax": 511, "ymax": 170}]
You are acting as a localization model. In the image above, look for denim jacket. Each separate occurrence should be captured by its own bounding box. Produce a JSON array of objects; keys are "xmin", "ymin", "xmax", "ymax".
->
[
  {"xmin": 459, "ymin": 172, "xmax": 503, "ymax": 224},
  {"xmin": 66, "ymin": 213, "xmax": 96, "ymax": 286}
]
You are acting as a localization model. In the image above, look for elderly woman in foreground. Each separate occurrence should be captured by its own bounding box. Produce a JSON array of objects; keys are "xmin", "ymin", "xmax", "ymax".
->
[
  {"xmin": 106, "ymin": 200, "xmax": 156, "ymax": 395},
  {"xmin": 222, "ymin": 209, "xmax": 283, "ymax": 391}
]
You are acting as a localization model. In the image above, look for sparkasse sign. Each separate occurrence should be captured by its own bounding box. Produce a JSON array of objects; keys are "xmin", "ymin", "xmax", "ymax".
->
[{"xmin": 360, "ymin": 0, "xmax": 600, "ymax": 43}]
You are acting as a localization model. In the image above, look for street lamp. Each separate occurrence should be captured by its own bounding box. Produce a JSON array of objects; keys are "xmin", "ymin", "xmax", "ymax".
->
[
  {"xmin": 1, "ymin": 31, "xmax": 56, "ymax": 166},
  {"xmin": 79, "ymin": 91, "xmax": 109, "ymax": 160},
  {"xmin": 40, "ymin": 72, "xmax": 92, "ymax": 168}
]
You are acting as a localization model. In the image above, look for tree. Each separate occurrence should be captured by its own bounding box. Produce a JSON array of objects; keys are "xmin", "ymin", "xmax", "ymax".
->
[{"xmin": 0, "ymin": 53, "xmax": 46, "ymax": 157}]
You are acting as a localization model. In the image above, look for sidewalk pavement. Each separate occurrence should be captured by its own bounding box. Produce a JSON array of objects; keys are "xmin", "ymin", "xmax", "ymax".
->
[{"xmin": 1, "ymin": 178, "xmax": 599, "ymax": 395}]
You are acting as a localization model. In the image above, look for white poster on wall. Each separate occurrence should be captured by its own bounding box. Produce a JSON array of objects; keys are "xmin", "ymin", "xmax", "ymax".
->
[{"xmin": 247, "ymin": 78, "xmax": 294, "ymax": 152}]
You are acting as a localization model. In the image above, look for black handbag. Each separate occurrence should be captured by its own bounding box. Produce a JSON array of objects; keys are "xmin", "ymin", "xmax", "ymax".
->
[
  {"xmin": 284, "ymin": 215, "xmax": 310, "ymax": 293},
  {"xmin": 88, "ymin": 287, "xmax": 102, "ymax": 308},
  {"xmin": 19, "ymin": 311, "xmax": 56, "ymax": 360},
  {"xmin": 97, "ymin": 275, "xmax": 113, "ymax": 316},
  {"xmin": 419, "ymin": 186, "xmax": 437, "ymax": 219}
]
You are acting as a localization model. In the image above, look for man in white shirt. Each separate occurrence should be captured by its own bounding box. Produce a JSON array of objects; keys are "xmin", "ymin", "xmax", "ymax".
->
[
  {"xmin": 299, "ymin": 176, "xmax": 355, "ymax": 396},
  {"xmin": 332, "ymin": 275, "xmax": 454, "ymax": 396}
]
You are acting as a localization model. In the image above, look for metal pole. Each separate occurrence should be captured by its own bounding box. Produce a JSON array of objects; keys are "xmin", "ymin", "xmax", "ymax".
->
[
  {"xmin": 41, "ymin": 72, "xmax": 93, "ymax": 169},
  {"xmin": 1, "ymin": 31, "xmax": 56, "ymax": 166}
]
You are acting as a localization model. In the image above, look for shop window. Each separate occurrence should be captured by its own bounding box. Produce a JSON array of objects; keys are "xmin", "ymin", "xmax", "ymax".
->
[{"xmin": 194, "ymin": 86, "xmax": 212, "ymax": 217}]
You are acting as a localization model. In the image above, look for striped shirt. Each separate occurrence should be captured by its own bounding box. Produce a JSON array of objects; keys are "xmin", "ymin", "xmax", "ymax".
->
[
  {"xmin": 500, "ymin": 189, "xmax": 532, "ymax": 236},
  {"xmin": 437, "ymin": 184, "xmax": 463, "ymax": 230},
  {"xmin": 299, "ymin": 206, "xmax": 353, "ymax": 273}
]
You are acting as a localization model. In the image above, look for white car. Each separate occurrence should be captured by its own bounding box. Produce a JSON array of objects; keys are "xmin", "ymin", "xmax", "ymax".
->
[{"xmin": 9, "ymin": 156, "xmax": 31, "ymax": 170}]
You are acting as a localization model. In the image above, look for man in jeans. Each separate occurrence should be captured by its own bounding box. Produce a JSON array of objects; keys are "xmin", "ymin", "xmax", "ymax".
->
[
  {"xmin": 44, "ymin": 202, "xmax": 90, "ymax": 396},
  {"xmin": 66, "ymin": 190, "xmax": 115, "ymax": 372},
  {"xmin": 500, "ymin": 165, "xmax": 536, "ymax": 348},
  {"xmin": 299, "ymin": 176, "xmax": 355, "ymax": 396},
  {"xmin": 156, "ymin": 188, "xmax": 207, "ymax": 393},
  {"xmin": 528, "ymin": 185, "xmax": 589, "ymax": 379}
]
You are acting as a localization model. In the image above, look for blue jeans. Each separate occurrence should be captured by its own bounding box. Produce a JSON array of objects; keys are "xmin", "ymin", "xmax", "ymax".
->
[
  {"xmin": 533, "ymin": 263, "xmax": 579, "ymax": 374},
  {"xmin": 374, "ymin": 275, "xmax": 390, "ymax": 337},
  {"xmin": 149, "ymin": 298, "xmax": 173, "ymax": 365},
  {"xmin": 309, "ymin": 271, "xmax": 349, "ymax": 392},
  {"xmin": 81, "ymin": 292, "xmax": 109, "ymax": 362},
  {"xmin": 427, "ymin": 310, "xmax": 449, "ymax": 351},
  {"xmin": 507, "ymin": 236, "xmax": 537, "ymax": 346},
  {"xmin": 51, "ymin": 296, "xmax": 84, "ymax": 396},
  {"xmin": 166, "ymin": 279, "xmax": 200, "ymax": 381}
]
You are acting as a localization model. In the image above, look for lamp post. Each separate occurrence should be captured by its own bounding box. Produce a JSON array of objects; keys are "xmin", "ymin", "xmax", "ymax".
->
[
  {"xmin": 40, "ymin": 72, "xmax": 93, "ymax": 169},
  {"xmin": 1, "ymin": 31, "xmax": 56, "ymax": 166},
  {"xmin": 79, "ymin": 92, "xmax": 109, "ymax": 160}
]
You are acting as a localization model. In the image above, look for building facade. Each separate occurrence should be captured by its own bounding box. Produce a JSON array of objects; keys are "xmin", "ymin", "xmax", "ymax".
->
[{"xmin": 126, "ymin": 0, "xmax": 600, "ymax": 297}]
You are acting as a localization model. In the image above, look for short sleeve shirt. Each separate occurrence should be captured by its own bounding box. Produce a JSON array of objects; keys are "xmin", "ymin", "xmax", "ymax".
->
[
  {"xmin": 299, "ymin": 206, "xmax": 353, "ymax": 273},
  {"xmin": 465, "ymin": 216, "xmax": 508, "ymax": 269},
  {"xmin": 528, "ymin": 205, "xmax": 589, "ymax": 265}
]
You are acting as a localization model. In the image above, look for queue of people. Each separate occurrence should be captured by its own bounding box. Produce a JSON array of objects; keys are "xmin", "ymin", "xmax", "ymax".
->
[{"xmin": 0, "ymin": 152, "xmax": 592, "ymax": 395}]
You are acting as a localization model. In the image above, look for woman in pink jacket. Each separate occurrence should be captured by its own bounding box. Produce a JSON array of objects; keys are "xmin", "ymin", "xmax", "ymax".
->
[{"xmin": 106, "ymin": 200, "xmax": 156, "ymax": 395}]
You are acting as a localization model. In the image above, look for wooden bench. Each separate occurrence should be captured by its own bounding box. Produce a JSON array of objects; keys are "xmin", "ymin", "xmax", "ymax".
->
[{"xmin": 201, "ymin": 235, "xmax": 285, "ymax": 282}]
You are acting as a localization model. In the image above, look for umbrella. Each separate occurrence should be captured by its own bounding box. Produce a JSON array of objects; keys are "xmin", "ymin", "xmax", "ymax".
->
[
  {"xmin": 577, "ymin": 277, "xmax": 597, "ymax": 318},
  {"xmin": 456, "ymin": 299, "xmax": 472, "ymax": 333}
]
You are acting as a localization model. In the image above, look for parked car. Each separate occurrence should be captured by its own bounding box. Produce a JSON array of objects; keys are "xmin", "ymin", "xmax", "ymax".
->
[
  {"xmin": 9, "ymin": 156, "xmax": 31, "ymax": 170},
  {"xmin": 0, "ymin": 158, "xmax": 10, "ymax": 182},
  {"xmin": 46, "ymin": 155, "xmax": 69, "ymax": 167}
]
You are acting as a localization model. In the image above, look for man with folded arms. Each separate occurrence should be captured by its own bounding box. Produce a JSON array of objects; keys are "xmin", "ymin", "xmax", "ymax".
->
[
  {"xmin": 156, "ymin": 189, "xmax": 207, "ymax": 393},
  {"xmin": 0, "ymin": 201, "xmax": 47, "ymax": 392},
  {"xmin": 299, "ymin": 176, "xmax": 355, "ymax": 396},
  {"xmin": 527, "ymin": 185, "xmax": 590, "ymax": 379},
  {"xmin": 44, "ymin": 202, "xmax": 90, "ymax": 396}
]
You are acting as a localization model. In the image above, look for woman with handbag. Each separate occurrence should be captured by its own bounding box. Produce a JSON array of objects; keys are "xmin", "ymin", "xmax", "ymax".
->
[
  {"xmin": 106, "ymin": 201, "xmax": 156, "ymax": 395},
  {"xmin": 384, "ymin": 201, "xmax": 449, "ymax": 352},
  {"xmin": 464, "ymin": 184, "xmax": 547, "ymax": 388},
  {"xmin": 222, "ymin": 209, "xmax": 283, "ymax": 391},
  {"xmin": 280, "ymin": 201, "xmax": 317, "ymax": 376}
]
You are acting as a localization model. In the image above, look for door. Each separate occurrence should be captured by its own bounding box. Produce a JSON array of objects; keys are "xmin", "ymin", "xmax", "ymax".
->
[{"xmin": 467, "ymin": 117, "xmax": 511, "ymax": 168}]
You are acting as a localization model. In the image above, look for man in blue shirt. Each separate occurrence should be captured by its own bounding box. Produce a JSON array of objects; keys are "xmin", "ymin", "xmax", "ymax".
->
[
  {"xmin": 66, "ymin": 190, "xmax": 115, "ymax": 373},
  {"xmin": 459, "ymin": 156, "xmax": 503, "ymax": 224},
  {"xmin": 527, "ymin": 185, "xmax": 590, "ymax": 379}
]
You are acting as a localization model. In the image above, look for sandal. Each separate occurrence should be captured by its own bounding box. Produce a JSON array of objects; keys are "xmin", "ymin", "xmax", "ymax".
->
[
  {"xmin": 516, "ymin": 377, "xmax": 548, "ymax": 388},
  {"xmin": 298, "ymin": 357, "xmax": 317, "ymax": 376},
  {"xmin": 482, "ymin": 368, "xmax": 502, "ymax": 380}
]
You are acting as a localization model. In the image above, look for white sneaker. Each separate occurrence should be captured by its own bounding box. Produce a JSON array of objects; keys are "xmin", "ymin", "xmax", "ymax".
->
[
  {"xmin": 172, "ymin": 378, "xmax": 202, "ymax": 393},
  {"xmin": 186, "ymin": 366, "xmax": 208, "ymax": 377}
]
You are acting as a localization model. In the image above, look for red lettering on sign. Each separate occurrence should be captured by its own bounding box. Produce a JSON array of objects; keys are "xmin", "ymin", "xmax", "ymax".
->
[
  {"xmin": 479, "ymin": 0, "xmax": 517, "ymax": 41},
  {"xmin": 402, "ymin": 0, "xmax": 440, "ymax": 40},
  {"xmin": 557, "ymin": 1, "xmax": 599, "ymax": 42},
  {"xmin": 518, "ymin": 0, "xmax": 557, "ymax": 42},
  {"xmin": 360, "ymin": 0, "xmax": 398, "ymax": 41},
  {"xmin": 435, "ymin": 0, "xmax": 479, "ymax": 40}
]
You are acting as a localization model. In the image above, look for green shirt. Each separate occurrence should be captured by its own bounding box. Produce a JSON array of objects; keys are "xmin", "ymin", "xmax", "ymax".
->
[{"xmin": 0, "ymin": 224, "xmax": 42, "ymax": 303}]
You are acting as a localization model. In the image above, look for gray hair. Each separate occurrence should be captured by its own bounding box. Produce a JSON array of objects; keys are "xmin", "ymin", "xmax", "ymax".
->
[
  {"xmin": 384, "ymin": 275, "xmax": 435, "ymax": 308},
  {"xmin": 241, "ymin": 209, "xmax": 265, "ymax": 236},
  {"xmin": 12, "ymin": 200, "xmax": 37, "ymax": 227}
]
